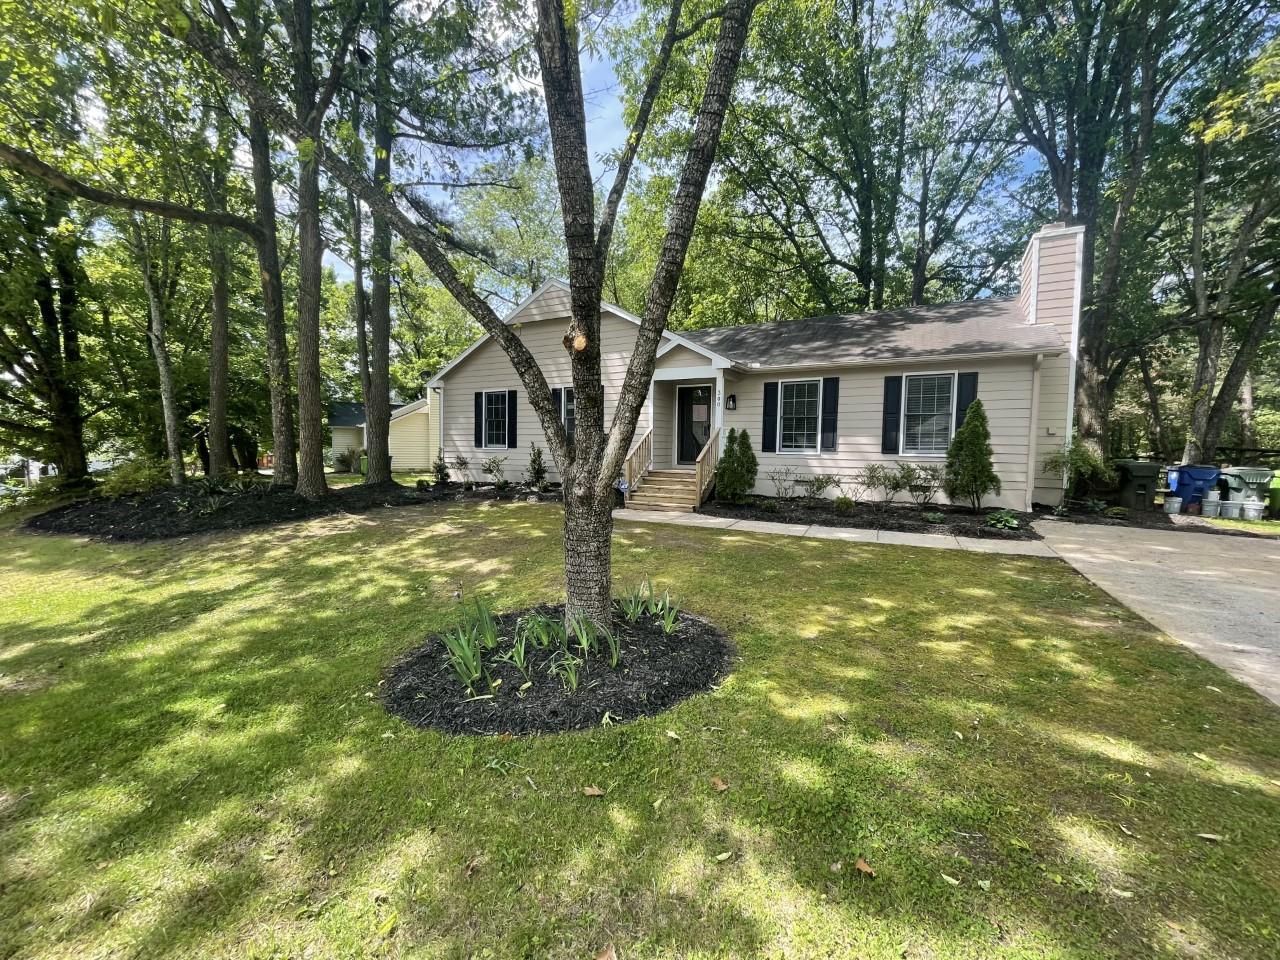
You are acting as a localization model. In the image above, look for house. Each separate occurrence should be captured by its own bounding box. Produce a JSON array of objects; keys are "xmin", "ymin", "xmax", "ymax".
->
[
  {"xmin": 326, "ymin": 399, "xmax": 435, "ymax": 471},
  {"xmin": 426, "ymin": 222, "xmax": 1083, "ymax": 510}
]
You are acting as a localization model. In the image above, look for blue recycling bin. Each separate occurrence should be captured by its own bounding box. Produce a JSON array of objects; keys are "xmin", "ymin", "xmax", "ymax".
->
[{"xmin": 1168, "ymin": 464, "xmax": 1220, "ymax": 507}]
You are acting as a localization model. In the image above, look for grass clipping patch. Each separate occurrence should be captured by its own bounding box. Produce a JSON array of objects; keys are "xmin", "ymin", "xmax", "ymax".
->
[{"xmin": 382, "ymin": 603, "xmax": 733, "ymax": 735}]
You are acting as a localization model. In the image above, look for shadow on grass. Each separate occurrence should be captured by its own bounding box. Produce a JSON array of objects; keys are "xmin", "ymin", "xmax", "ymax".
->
[{"xmin": 1, "ymin": 502, "xmax": 1278, "ymax": 959}]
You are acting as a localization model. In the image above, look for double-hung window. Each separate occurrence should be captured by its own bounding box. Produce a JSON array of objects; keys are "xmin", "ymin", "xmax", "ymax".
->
[
  {"xmin": 484, "ymin": 391, "xmax": 508, "ymax": 448},
  {"xmin": 901, "ymin": 373, "xmax": 954, "ymax": 456},
  {"xmin": 562, "ymin": 388, "xmax": 576, "ymax": 445},
  {"xmin": 779, "ymin": 380, "xmax": 820, "ymax": 452}
]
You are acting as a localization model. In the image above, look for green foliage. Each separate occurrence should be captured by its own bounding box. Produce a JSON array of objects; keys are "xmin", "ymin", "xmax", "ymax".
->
[
  {"xmin": 922, "ymin": 511, "xmax": 946, "ymax": 524},
  {"xmin": 944, "ymin": 400, "xmax": 1001, "ymax": 511},
  {"xmin": 524, "ymin": 444, "xmax": 548, "ymax": 491},
  {"xmin": 480, "ymin": 455, "xmax": 508, "ymax": 489},
  {"xmin": 99, "ymin": 458, "xmax": 170, "ymax": 498},
  {"xmin": 766, "ymin": 466, "xmax": 798, "ymax": 499},
  {"xmin": 516, "ymin": 611, "xmax": 563, "ymax": 651},
  {"xmin": 901, "ymin": 463, "xmax": 944, "ymax": 506},
  {"xmin": 601, "ymin": 626, "xmax": 620, "ymax": 669},
  {"xmin": 333, "ymin": 447, "xmax": 364, "ymax": 473},
  {"xmin": 859, "ymin": 463, "xmax": 907, "ymax": 505},
  {"xmin": 548, "ymin": 652, "xmax": 581, "ymax": 693},
  {"xmin": 568, "ymin": 613, "xmax": 600, "ymax": 659},
  {"xmin": 470, "ymin": 597, "xmax": 500, "ymax": 650},
  {"xmin": 498, "ymin": 630, "xmax": 532, "ymax": 682},
  {"xmin": 432, "ymin": 453, "xmax": 450, "ymax": 487},
  {"xmin": 1104, "ymin": 506, "xmax": 1130, "ymax": 519},
  {"xmin": 452, "ymin": 456, "xmax": 472, "ymax": 488},
  {"xmin": 759, "ymin": 499, "xmax": 779, "ymax": 513},
  {"xmin": 1043, "ymin": 440, "xmax": 1116, "ymax": 499},
  {"xmin": 985, "ymin": 509, "xmax": 1021, "ymax": 530},
  {"xmin": 833, "ymin": 496, "xmax": 855, "ymax": 514},
  {"xmin": 618, "ymin": 585, "xmax": 648, "ymax": 624},
  {"xmin": 798, "ymin": 473, "xmax": 839, "ymax": 500},
  {"xmin": 441, "ymin": 624, "xmax": 486, "ymax": 695},
  {"xmin": 714, "ymin": 428, "xmax": 759, "ymax": 504}
]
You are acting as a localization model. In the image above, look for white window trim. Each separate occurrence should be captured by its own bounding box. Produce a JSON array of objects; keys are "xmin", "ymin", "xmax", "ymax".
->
[
  {"xmin": 674, "ymin": 382, "xmax": 715, "ymax": 465},
  {"xmin": 776, "ymin": 377, "xmax": 824, "ymax": 455},
  {"xmin": 482, "ymin": 389, "xmax": 509, "ymax": 449},
  {"xmin": 560, "ymin": 386, "xmax": 576, "ymax": 442},
  {"xmin": 899, "ymin": 371, "xmax": 957, "ymax": 459}
]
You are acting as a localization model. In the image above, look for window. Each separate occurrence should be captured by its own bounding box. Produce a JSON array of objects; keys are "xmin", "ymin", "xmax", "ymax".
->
[
  {"xmin": 902, "ymin": 373, "xmax": 954, "ymax": 456},
  {"xmin": 562, "ymin": 387, "xmax": 576, "ymax": 445},
  {"xmin": 779, "ymin": 380, "xmax": 820, "ymax": 452},
  {"xmin": 484, "ymin": 391, "xmax": 508, "ymax": 447}
]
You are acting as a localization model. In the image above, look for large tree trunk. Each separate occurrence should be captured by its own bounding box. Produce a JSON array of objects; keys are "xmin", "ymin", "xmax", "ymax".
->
[
  {"xmin": 47, "ymin": 213, "xmax": 90, "ymax": 481},
  {"xmin": 364, "ymin": 0, "xmax": 394, "ymax": 486},
  {"xmin": 207, "ymin": 225, "xmax": 231, "ymax": 478},
  {"xmin": 247, "ymin": 83, "xmax": 298, "ymax": 485},
  {"xmin": 562, "ymin": 481, "xmax": 615, "ymax": 625},
  {"xmin": 294, "ymin": 154, "xmax": 328, "ymax": 500}
]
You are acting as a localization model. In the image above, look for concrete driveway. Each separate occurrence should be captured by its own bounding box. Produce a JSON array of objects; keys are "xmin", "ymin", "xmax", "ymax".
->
[{"xmin": 1036, "ymin": 520, "xmax": 1280, "ymax": 706}]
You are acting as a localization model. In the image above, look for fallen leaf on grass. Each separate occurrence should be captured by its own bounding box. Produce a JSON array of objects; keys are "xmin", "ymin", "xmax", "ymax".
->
[
  {"xmin": 977, "ymin": 879, "xmax": 991, "ymax": 891},
  {"xmin": 1206, "ymin": 685, "xmax": 1222, "ymax": 693},
  {"xmin": 855, "ymin": 857, "xmax": 876, "ymax": 878},
  {"xmin": 1110, "ymin": 888, "xmax": 1135, "ymax": 899},
  {"xmin": 377, "ymin": 912, "xmax": 398, "ymax": 938},
  {"xmin": 595, "ymin": 945, "xmax": 618, "ymax": 960},
  {"xmin": 1192, "ymin": 752, "xmax": 1212, "ymax": 763},
  {"xmin": 710, "ymin": 777, "xmax": 728, "ymax": 792},
  {"xmin": 463, "ymin": 855, "xmax": 481, "ymax": 877},
  {"xmin": 715, "ymin": 851, "xmax": 734, "ymax": 862},
  {"xmin": 953, "ymin": 731, "xmax": 964, "ymax": 741},
  {"xmin": 1196, "ymin": 833, "xmax": 1224, "ymax": 842},
  {"xmin": 1119, "ymin": 823, "xmax": 1138, "ymax": 838},
  {"xmin": 665, "ymin": 730, "xmax": 681, "ymax": 741},
  {"xmin": 652, "ymin": 797, "xmax": 664, "ymax": 812},
  {"xmin": 940, "ymin": 873, "xmax": 961, "ymax": 886},
  {"xmin": 829, "ymin": 861, "xmax": 842, "ymax": 873},
  {"xmin": 583, "ymin": 785, "xmax": 606, "ymax": 797}
]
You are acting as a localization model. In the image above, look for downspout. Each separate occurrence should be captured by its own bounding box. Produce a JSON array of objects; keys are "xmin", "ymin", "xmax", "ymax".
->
[
  {"xmin": 1025, "ymin": 353, "xmax": 1043, "ymax": 511},
  {"xmin": 1063, "ymin": 228, "xmax": 1085, "ymax": 477}
]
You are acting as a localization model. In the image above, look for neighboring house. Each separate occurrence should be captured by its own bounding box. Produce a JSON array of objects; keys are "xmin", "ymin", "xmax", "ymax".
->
[
  {"xmin": 427, "ymin": 222, "xmax": 1083, "ymax": 510},
  {"xmin": 327, "ymin": 402, "xmax": 366, "ymax": 462},
  {"xmin": 326, "ymin": 399, "xmax": 434, "ymax": 470}
]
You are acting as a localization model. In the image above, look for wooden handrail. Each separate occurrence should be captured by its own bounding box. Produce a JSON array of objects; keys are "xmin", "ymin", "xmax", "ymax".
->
[
  {"xmin": 623, "ymin": 428, "xmax": 654, "ymax": 500},
  {"xmin": 692, "ymin": 427, "xmax": 720, "ymax": 510}
]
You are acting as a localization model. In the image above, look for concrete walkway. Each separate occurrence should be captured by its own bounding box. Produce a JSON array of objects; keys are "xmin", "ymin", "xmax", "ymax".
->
[
  {"xmin": 1036, "ymin": 520, "xmax": 1280, "ymax": 706},
  {"xmin": 613, "ymin": 508, "xmax": 1060, "ymax": 556}
]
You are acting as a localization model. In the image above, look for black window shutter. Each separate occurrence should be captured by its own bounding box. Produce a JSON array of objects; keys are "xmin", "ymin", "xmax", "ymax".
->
[
  {"xmin": 881, "ymin": 376, "xmax": 902, "ymax": 454},
  {"xmin": 551, "ymin": 387, "xmax": 562, "ymax": 421},
  {"xmin": 762, "ymin": 381, "xmax": 779, "ymax": 453},
  {"xmin": 955, "ymin": 373, "xmax": 979, "ymax": 430},
  {"xmin": 820, "ymin": 377, "xmax": 839, "ymax": 451},
  {"xmin": 474, "ymin": 392, "xmax": 483, "ymax": 447},
  {"xmin": 506, "ymin": 389, "xmax": 517, "ymax": 448}
]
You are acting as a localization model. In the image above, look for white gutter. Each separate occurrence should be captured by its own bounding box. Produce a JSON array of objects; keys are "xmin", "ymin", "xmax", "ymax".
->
[{"xmin": 1025, "ymin": 353, "xmax": 1043, "ymax": 511}]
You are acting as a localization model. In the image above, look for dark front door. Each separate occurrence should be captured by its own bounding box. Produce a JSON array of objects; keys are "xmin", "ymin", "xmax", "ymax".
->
[{"xmin": 676, "ymin": 384, "xmax": 713, "ymax": 464}]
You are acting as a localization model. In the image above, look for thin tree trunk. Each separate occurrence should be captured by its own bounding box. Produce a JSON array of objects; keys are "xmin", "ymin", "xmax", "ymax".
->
[
  {"xmin": 364, "ymin": 0, "xmax": 394, "ymax": 485},
  {"xmin": 47, "ymin": 212, "xmax": 90, "ymax": 481},
  {"xmin": 1138, "ymin": 352, "xmax": 1172, "ymax": 462},
  {"xmin": 135, "ymin": 226, "xmax": 184, "ymax": 486},
  {"xmin": 1239, "ymin": 371, "xmax": 1254, "ymax": 449},
  {"xmin": 1201, "ymin": 293, "xmax": 1278, "ymax": 461},
  {"xmin": 207, "ymin": 156, "xmax": 231, "ymax": 477}
]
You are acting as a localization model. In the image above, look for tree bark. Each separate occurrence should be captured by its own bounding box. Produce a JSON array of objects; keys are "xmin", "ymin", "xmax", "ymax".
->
[
  {"xmin": 46, "ymin": 205, "xmax": 91, "ymax": 481},
  {"xmin": 1138, "ymin": 352, "xmax": 1173, "ymax": 462},
  {"xmin": 364, "ymin": 0, "xmax": 394, "ymax": 486},
  {"xmin": 561, "ymin": 482, "xmax": 615, "ymax": 625},
  {"xmin": 1200, "ymin": 292, "xmax": 1278, "ymax": 461},
  {"xmin": 134, "ymin": 221, "xmax": 184, "ymax": 486},
  {"xmin": 207, "ymin": 151, "xmax": 231, "ymax": 477},
  {"xmin": 1239, "ymin": 371, "xmax": 1255, "ymax": 449}
]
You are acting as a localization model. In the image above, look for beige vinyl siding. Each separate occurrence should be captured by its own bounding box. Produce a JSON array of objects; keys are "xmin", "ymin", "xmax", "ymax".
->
[
  {"xmin": 652, "ymin": 381, "xmax": 675, "ymax": 468},
  {"xmin": 1027, "ymin": 228, "xmax": 1081, "ymax": 505},
  {"xmin": 438, "ymin": 308, "xmax": 643, "ymax": 482},
  {"xmin": 386, "ymin": 409, "xmax": 434, "ymax": 470},
  {"xmin": 724, "ymin": 357, "xmax": 1036, "ymax": 509},
  {"xmin": 328, "ymin": 426, "xmax": 363, "ymax": 457},
  {"xmin": 655, "ymin": 344, "xmax": 710, "ymax": 370}
]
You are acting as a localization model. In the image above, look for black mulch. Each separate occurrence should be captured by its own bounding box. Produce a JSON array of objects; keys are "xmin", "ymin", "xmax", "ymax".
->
[
  {"xmin": 382, "ymin": 604, "xmax": 735, "ymax": 736},
  {"xmin": 700, "ymin": 496, "xmax": 1041, "ymax": 540},
  {"xmin": 23, "ymin": 480, "xmax": 560, "ymax": 542}
]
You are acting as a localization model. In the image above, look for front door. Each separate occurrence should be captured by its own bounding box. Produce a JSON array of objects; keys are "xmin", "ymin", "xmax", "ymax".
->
[{"xmin": 676, "ymin": 384, "xmax": 713, "ymax": 464}]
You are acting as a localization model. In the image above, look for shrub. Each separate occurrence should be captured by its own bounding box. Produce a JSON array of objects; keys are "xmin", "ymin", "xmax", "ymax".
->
[
  {"xmin": 1104, "ymin": 505, "xmax": 1129, "ymax": 519},
  {"xmin": 943, "ymin": 399, "xmax": 1001, "ymax": 511},
  {"xmin": 442, "ymin": 624, "xmax": 486, "ymax": 694},
  {"xmin": 859, "ymin": 463, "xmax": 905, "ymax": 507},
  {"xmin": 760, "ymin": 499, "xmax": 779, "ymax": 513},
  {"xmin": 100, "ymin": 458, "xmax": 170, "ymax": 498},
  {"xmin": 1043, "ymin": 437, "xmax": 1116, "ymax": 499},
  {"xmin": 833, "ymin": 495, "xmax": 855, "ymax": 514},
  {"xmin": 480, "ymin": 455, "xmax": 508, "ymax": 489},
  {"xmin": 798, "ymin": 473, "xmax": 839, "ymax": 500},
  {"xmin": 715, "ymin": 428, "xmax": 748, "ymax": 503},
  {"xmin": 836, "ymin": 474, "xmax": 864, "ymax": 503},
  {"xmin": 524, "ymin": 444, "xmax": 549, "ymax": 490},
  {"xmin": 986, "ymin": 509, "xmax": 1021, "ymax": 530},
  {"xmin": 452, "ymin": 455, "xmax": 471, "ymax": 486},
  {"xmin": 432, "ymin": 453, "xmax": 450, "ymax": 487},
  {"xmin": 766, "ymin": 466, "xmax": 798, "ymax": 499},
  {"xmin": 922, "ymin": 510, "xmax": 946, "ymax": 524},
  {"xmin": 334, "ymin": 447, "xmax": 364, "ymax": 473},
  {"xmin": 903, "ymin": 463, "xmax": 944, "ymax": 506}
]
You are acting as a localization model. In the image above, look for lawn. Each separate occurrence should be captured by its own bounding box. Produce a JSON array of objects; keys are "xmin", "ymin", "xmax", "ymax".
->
[
  {"xmin": 2, "ymin": 502, "xmax": 1279, "ymax": 959},
  {"xmin": 1206, "ymin": 516, "xmax": 1280, "ymax": 537}
]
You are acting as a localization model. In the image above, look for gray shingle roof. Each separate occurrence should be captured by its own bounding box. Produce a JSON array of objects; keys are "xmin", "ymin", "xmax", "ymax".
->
[{"xmin": 680, "ymin": 298, "xmax": 1064, "ymax": 368}]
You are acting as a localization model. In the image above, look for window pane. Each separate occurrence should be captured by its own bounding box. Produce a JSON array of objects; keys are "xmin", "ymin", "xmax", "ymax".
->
[
  {"xmin": 903, "ymin": 375, "xmax": 953, "ymax": 455},
  {"xmin": 485, "ymin": 392, "xmax": 507, "ymax": 447},
  {"xmin": 780, "ymin": 380, "xmax": 819, "ymax": 451},
  {"xmin": 564, "ymin": 388, "xmax": 575, "ymax": 444}
]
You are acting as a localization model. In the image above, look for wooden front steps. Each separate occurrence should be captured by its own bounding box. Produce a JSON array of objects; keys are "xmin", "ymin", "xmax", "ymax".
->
[{"xmin": 626, "ymin": 469, "xmax": 698, "ymax": 512}]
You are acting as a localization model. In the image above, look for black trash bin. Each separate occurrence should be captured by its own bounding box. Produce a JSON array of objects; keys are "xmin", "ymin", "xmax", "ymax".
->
[{"xmin": 1114, "ymin": 459, "xmax": 1161, "ymax": 512}]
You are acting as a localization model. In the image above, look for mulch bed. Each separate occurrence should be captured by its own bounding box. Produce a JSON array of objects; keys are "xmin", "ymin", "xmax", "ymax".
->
[
  {"xmin": 700, "ymin": 496, "xmax": 1041, "ymax": 540},
  {"xmin": 23, "ymin": 480, "xmax": 560, "ymax": 542},
  {"xmin": 382, "ymin": 603, "xmax": 734, "ymax": 736}
]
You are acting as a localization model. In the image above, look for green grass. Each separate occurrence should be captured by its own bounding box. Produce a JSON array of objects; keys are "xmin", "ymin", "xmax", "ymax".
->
[
  {"xmin": 324, "ymin": 470, "xmax": 435, "ymax": 488},
  {"xmin": 1206, "ymin": 516, "xmax": 1280, "ymax": 536},
  {"xmin": 2, "ymin": 502, "xmax": 1278, "ymax": 959}
]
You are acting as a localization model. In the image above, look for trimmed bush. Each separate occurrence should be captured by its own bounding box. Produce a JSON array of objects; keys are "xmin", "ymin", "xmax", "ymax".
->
[
  {"xmin": 943, "ymin": 399, "xmax": 1000, "ymax": 511},
  {"xmin": 715, "ymin": 428, "xmax": 758, "ymax": 504},
  {"xmin": 525, "ymin": 444, "xmax": 548, "ymax": 491},
  {"xmin": 100, "ymin": 458, "xmax": 171, "ymax": 498}
]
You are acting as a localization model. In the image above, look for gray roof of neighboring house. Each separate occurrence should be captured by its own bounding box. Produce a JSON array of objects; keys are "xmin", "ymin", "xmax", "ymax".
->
[
  {"xmin": 680, "ymin": 298, "xmax": 1065, "ymax": 368},
  {"xmin": 328, "ymin": 401, "xmax": 366, "ymax": 427}
]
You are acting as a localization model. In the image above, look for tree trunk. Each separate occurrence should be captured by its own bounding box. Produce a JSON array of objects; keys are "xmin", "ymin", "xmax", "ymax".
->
[
  {"xmin": 364, "ymin": 0, "xmax": 394, "ymax": 486},
  {"xmin": 47, "ymin": 215, "xmax": 90, "ymax": 481},
  {"xmin": 562, "ymin": 483, "xmax": 615, "ymax": 626},
  {"xmin": 207, "ymin": 222, "xmax": 230, "ymax": 477},
  {"xmin": 137, "ymin": 238, "xmax": 184, "ymax": 486},
  {"xmin": 1138, "ymin": 353, "xmax": 1173, "ymax": 463},
  {"xmin": 1200, "ymin": 293, "xmax": 1278, "ymax": 461},
  {"xmin": 294, "ymin": 153, "xmax": 328, "ymax": 499},
  {"xmin": 1239, "ymin": 371, "xmax": 1254, "ymax": 449}
]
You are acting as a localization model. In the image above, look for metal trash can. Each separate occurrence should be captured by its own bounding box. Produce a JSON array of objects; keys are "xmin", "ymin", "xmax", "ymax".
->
[
  {"xmin": 1114, "ymin": 459, "xmax": 1161, "ymax": 512},
  {"xmin": 1169, "ymin": 464, "xmax": 1221, "ymax": 508},
  {"xmin": 1220, "ymin": 466, "xmax": 1275, "ymax": 506}
]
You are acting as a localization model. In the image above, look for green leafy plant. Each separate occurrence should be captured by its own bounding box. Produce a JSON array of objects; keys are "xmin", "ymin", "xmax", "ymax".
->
[
  {"xmin": 833, "ymin": 495, "xmax": 855, "ymax": 514},
  {"xmin": 568, "ymin": 613, "xmax": 599, "ymax": 659},
  {"xmin": 452, "ymin": 455, "xmax": 472, "ymax": 488},
  {"xmin": 470, "ymin": 597, "xmax": 500, "ymax": 650},
  {"xmin": 1051, "ymin": 503, "xmax": 1071, "ymax": 517},
  {"xmin": 659, "ymin": 602, "xmax": 680, "ymax": 635},
  {"xmin": 858, "ymin": 463, "xmax": 906, "ymax": 507},
  {"xmin": 524, "ymin": 443, "xmax": 548, "ymax": 491},
  {"xmin": 902, "ymin": 463, "xmax": 944, "ymax": 506},
  {"xmin": 432, "ymin": 453, "xmax": 450, "ymax": 487},
  {"xmin": 944, "ymin": 399, "xmax": 1001, "ymax": 511},
  {"xmin": 759, "ymin": 499, "xmax": 779, "ymax": 513},
  {"xmin": 1079, "ymin": 498, "xmax": 1107, "ymax": 515},
  {"xmin": 481, "ymin": 455, "xmax": 509, "ymax": 490},
  {"xmin": 99, "ymin": 458, "xmax": 170, "ymax": 498},
  {"xmin": 442, "ymin": 624, "xmax": 486, "ymax": 694},
  {"xmin": 798, "ymin": 473, "xmax": 839, "ymax": 500},
  {"xmin": 619, "ymin": 586, "xmax": 647, "ymax": 623},
  {"xmin": 516, "ymin": 611, "xmax": 563, "ymax": 650},
  {"xmin": 922, "ymin": 510, "xmax": 946, "ymax": 524},
  {"xmin": 986, "ymin": 509, "xmax": 1021, "ymax": 530},
  {"xmin": 1104, "ymin": 505, "xmax": 1129, "ymax": 519},
  {"xmin": 714, "ymin": 428, "xmax": 758, "ymax": 504},
  {"xmin": 499, "ymin": 630, "xmax": 532, "ymax": 681},
  {"xmin": 765, "ymin": 466, "xmax": 798, "ymax": 499},
  {"xmin": 548, "ymin": 652, "xmax": 582, "ymax": 692},
  {"xmin": 601, "ymin": 625, "xmax": 621, "ymax": 668},
  {"xmin": 333, "ymin": 447, "xmax": 364, "ymax": 473},
  {"xmin": 1043, "ymin": 438, "xmax": 1116, "ymax": 499}
]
